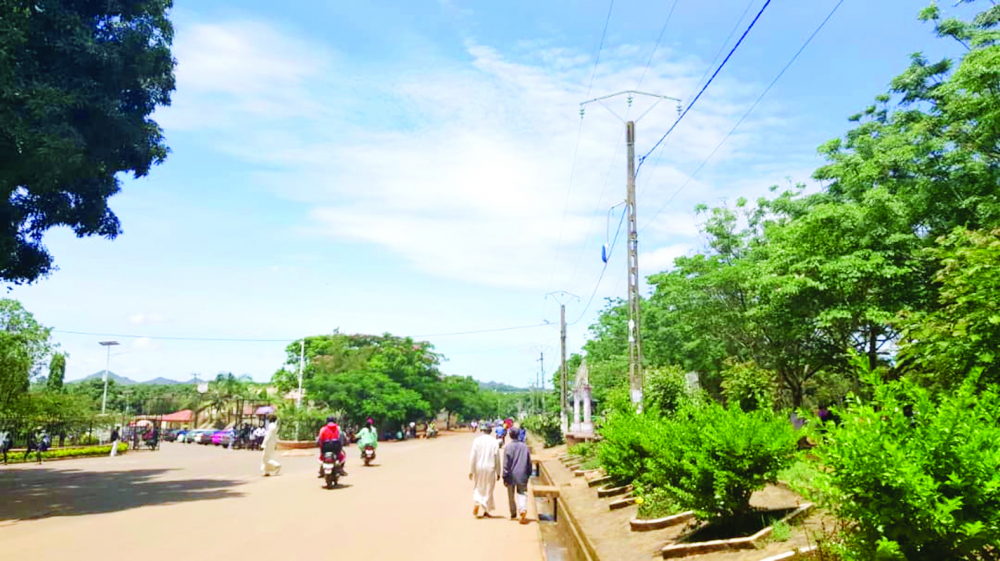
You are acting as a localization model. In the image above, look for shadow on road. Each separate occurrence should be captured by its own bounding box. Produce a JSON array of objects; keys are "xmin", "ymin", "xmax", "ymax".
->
[{"xmin": 0, "ymin": 468, "xmax": 246, "ymax": 522}]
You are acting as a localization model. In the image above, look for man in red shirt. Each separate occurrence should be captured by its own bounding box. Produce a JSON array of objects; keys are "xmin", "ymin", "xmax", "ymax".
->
[{"xmin": 317, "ymin": 416, "xmax": 347, "ymax": 478}]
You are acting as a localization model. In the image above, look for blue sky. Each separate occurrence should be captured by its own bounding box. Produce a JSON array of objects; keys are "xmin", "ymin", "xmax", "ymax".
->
[{"xmin": 9, "ymin": 0, "xmax": 972, "ymax": 386}]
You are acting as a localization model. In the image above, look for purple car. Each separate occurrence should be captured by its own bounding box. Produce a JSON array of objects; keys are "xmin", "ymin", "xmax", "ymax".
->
[{"xmin": 211, "ymin": 429, "xmax": 234, "ymax": 447}]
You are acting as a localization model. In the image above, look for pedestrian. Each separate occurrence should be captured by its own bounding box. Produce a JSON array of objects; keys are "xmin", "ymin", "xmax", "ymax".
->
[
  {"xmin": 253, "ymin": 424, "xmax": 266, "ymax": 451},
  {"xmin": 469, "ymin": 422, "xmax": 501, "ymax": 518},
  {"xmin": 23, "ymin": 430, "xmax": 37, "ymax": 462},
  {"xmin": 260, "ymin": 415, "xmax": 281, "ymax": 476},
  {"xmin": 0, "ymin": 429, "xmax": 10, "ymax": 465},
  {"xmin": 503, "ymin": 428, "xmax": 532, "ymax": 524},
  {"xmin": 110, "ymin": 426, "xmax": 120, "ymax": 457}
]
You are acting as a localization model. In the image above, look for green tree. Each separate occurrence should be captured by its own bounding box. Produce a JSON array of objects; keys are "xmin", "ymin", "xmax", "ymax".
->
[
  {"xmin": 0, "ymin": 298, "xmax": 52, "ymax": 408},
  {"xmin": 46, "ymin": 352, "xmax": 66, "ymax": 392},
  {"xmin": 440, "ymin": 375, "xmax": 481, "ymax": 428},
  {"xmin": 307, "ymin": 370, "xmax": 430, "ymax": 428},
  {"xmin": 897, "ymin": 228, "xmax": 1000, "ymax": 388},
  {"xmin": 0, "ymin": 0, "xmax": 177, "ymax": 284}
]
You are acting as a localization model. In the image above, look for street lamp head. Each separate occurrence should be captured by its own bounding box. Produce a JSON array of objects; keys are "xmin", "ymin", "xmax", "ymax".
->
[{"xmin": 99, "ymin": 341, "xmax": 120, "ymax": 347}]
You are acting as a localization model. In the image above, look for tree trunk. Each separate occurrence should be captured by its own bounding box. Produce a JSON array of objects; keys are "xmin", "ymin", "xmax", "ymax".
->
[{"xmin": 868, "ymin": 324, "xmax": 879, "ymax": 372}]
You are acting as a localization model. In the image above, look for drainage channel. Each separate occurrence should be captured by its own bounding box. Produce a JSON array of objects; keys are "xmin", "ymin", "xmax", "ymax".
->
[{"xmin": 532, "ymin": 472, "xmax": 576, "ymax": 561}]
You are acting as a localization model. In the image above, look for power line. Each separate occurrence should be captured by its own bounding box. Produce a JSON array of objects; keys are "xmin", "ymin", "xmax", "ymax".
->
[
  {"xmin": 636, "ymin": 0, "xmax": 682, "ymax": 91},
  {"xmin": 53, "ymin": 330, "xmax": 294, "ymax": 343},
  {"xmin": 636, "ymin": 0, "xmax": 756, "ymax": 202},
  {"xmin": 52, "ymin": 322, "xmax": 553, "ymax": 342},
  {"xmin": 413, "ymin": 323, "xmax": 552, "ymax": 338},
  {"xmin": 544, "ymin": 0, "xmax": 616, "ymax": 295},
  {"xmin": 687, "ymin": 0, "xmax": 758, "ymax": 101},
  {"xmin": 563, "ymin": 1, "xmax": 682, "ymax": 290},
  {"xmin": 635, "ymin": 0, "xmax": 772, "ymax": 178},
  {"xmin": 570, "ymin": 206, "xmax": 627, "ymax": 326},
  {"xmin": 641, "ymin": 0, "xmax": 846, "ymax": 232}
]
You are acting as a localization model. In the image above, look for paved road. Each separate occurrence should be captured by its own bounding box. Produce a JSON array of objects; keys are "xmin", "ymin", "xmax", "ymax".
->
[{"xmin": 0, "ymin": 432, "xmax": 542, "ymax": 561}]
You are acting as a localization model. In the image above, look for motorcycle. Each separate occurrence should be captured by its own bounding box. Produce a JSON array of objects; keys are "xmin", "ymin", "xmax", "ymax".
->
[
  {"xmin": 363, "ymin": 445, "xmax": 376, "ymax": 466},
  {"xmin": 426, "ymin": 426, "xmax": 438, "ymax": 439},
  {"xmin": 321, "ymin": 451, "xmax": 346, "ymax": 488}
]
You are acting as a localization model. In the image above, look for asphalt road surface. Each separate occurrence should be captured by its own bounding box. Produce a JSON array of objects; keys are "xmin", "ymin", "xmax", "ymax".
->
[{"xmin": 0, "ymin": 431, "xmax": 542, "ymax": 561}]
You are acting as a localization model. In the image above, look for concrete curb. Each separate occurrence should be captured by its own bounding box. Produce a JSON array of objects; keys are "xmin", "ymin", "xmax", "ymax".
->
[
  {"xmin": 629, "ymin": 511, "xmax": 696, "ymax": 532},
  {"xmin": 596, "ymin": 484, "xmax": 632, "ymax": 498},
  {"xmin": 760, "ymin": 545, "xmax": 818, "ymax": 561},
  {"xmin": 659, "ymin": 503, "xmax": 815, "ymax": 558}
]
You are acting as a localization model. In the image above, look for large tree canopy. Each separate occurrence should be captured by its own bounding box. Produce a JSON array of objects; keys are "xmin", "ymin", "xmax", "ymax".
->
[
  {"xmin": 0, "ymin": 0, "xmax": 176, "ymax": 284},
  {"xmin": 584, "ymin": 0, "xmax": 1000, "ymax": 408},
  {"xmin": 0, "ymin": 298, "xmax": 51, "ymax": 408}
]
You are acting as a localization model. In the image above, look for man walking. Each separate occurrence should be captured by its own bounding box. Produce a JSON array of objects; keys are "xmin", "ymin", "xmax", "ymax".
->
[
  {"xmin": 469, "ymin": 423, "xmax": 501, "ymax": 518},
  {"xmin": 503, "ymin": 428, "xmax": 532, "ymax": 523},
  {"xmin": 110, "ymin": 426, "xmax": 120, "ymax": 457},
  {"xmin": 0, "ymin": 429, "xmax": 11, "ymax": 465},
  {"xmin": 260, "ymin": 415, "xmax": 281, "ymax": 476}
]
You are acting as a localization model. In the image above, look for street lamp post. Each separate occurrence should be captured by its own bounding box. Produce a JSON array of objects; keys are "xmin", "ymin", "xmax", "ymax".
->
[{"xmin": 99, "ymin": 341, "xmax": 120, "ymax": 415}]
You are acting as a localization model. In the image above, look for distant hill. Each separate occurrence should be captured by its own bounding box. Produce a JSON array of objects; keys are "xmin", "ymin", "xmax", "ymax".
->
[
  {"xmin": 78, "ymin": 371, "xmax": 137, "ymax": 385},
  {"xmin": 479, "ymin": 381, "xmax": 527, "ymax": 393},
  {"xmin": 145, "ymin": 377, "xmax": 186, "ymax": 385},
  {"xmin": 71, "ymin": 372, "xmax": 195, "ymax": 386}
]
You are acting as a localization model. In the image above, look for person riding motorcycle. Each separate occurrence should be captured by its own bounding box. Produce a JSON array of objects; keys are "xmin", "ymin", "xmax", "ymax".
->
[
  {"xmin": 356, "ymin": 418, "xmax": 378, "ymax": 459},
  {"xmin": 317, "ymin": 416, "xmax": 347, "ymax": 477}
]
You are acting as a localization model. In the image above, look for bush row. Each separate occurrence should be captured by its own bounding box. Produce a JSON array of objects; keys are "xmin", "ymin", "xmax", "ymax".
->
[{"xmin": 4, "ymin": 442, "xmax": 129, "ymax": 464}]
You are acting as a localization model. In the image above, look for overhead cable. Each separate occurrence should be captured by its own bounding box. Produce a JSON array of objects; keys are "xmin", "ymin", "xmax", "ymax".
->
[
  {"xmin": 635, "ymin": 0, "xmax": 773, "ymax": 178},
  {"xmin": 640, "ymin": 0, "xmax": 847, "ymax": 232}
]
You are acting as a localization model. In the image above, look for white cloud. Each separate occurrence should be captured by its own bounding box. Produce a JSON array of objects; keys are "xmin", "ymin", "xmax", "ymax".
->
[
  {"xmin": 128, "ymin": 313, "xmax": 164, "ymax": 326},
  {"xmin": 642, "ymin": 244, "xmax": 695, "ymax": 273},
  {"xmin": 132, "ymin": 337, "xmax": 163, "ymax": 352},
  {"xmin": 160, "ymin": 17, "xmax": 801, "ymax": 291}
]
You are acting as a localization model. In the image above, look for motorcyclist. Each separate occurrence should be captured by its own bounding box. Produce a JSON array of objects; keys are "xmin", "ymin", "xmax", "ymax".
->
[
  {"xmin": 317, "ymin": 416, "xmax": 347, "ymax": 477},
  {"xmin": 356, "ymin": 418, "xmax": 378, "ymax": 459}
]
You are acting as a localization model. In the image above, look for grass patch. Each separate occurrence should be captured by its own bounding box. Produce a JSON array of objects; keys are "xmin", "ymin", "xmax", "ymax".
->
[
  {"xmin": 779, "ymin": 458, "xmax": 823, "ymax": 501},
  {"xmin": 636, "ymin": 487, "xmax": 683, "ymax": 520},
  {"xmin": 771, "ymin": 520, "xmax": 792, "ymax": 542}
]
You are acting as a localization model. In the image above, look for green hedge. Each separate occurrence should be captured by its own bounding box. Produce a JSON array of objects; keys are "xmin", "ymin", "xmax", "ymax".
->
[{"xmin": 4, "ymin": 443, "xmax": 129, "ymax": 464}]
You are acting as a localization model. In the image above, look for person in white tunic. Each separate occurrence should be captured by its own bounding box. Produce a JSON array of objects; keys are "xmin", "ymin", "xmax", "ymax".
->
[
  {"xmin": 469, "ymin": 423, "xmax": 501, "ymax": 517},
  {"xmin": 260, "ymin": 415, "xmax": 281, "ymax": 477}
]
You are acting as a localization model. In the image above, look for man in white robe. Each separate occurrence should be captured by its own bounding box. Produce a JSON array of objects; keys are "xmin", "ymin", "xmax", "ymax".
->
[
  {"xmin": 260, "ymin": 415, "xmax": 281, "ymax": 476},
  {"xmin": 469, "ymin": 423, "xmax": 501, "ymax": 517}
]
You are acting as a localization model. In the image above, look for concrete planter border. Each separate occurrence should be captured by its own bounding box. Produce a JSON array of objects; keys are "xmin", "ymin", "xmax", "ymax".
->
[
  {"xmin": 609, "ymin": 497, "xmax": 638, "ymax": 510},
  {"xmin": 659, "ymin": 503, "xmax": 815, "ymax": 558},
  {"xmin": 276, "ymin": 440, "xmax": 317, "ymax": 450},
  {"xmin": 760, "ymin": 545, "xmax": 819, "ymax": 561},
  {"xmin": 587, "ymin": 475, "xmax": 613, "ymax": 488},
  {"xmin": 629, "ymin": 511, "xmax": 696, "ymax": 532},
  {"xmin": 597, "ymin": 484, "xmax": 632, "ymax": 499}
]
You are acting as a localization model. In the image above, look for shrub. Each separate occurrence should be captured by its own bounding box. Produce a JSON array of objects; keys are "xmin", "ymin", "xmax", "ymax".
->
[
  {"xmin": 567, "ymin": 441, "xmax": 598, "ymax": 460},
  {"xmin": 815, "ymin": 372, "xmax": 1000, "ymax": 561},
  {"xmin": 4, "ymin": 443, "xmax": 128, "ymax": 464},
  {"xmin": 597, "ymin": 408, "xmax": 662, "ymax": 486},
  {"xmin": 720, "ymin": 360, "xmax": 777, "ymax": 412},
  {"xmin": 650, "ymin": 401, "xmax": 799, "ymax": 521},
  {"xmin": 522, "ymin": 413, "xmax": 563, "ymax": 447},
  {"xmin": 644, "ymin": 365, "xmax": 696, "ymax": 415},
  {"xmin": 276, "ymin": 405, "xmax": 330, "ymax": 441}
]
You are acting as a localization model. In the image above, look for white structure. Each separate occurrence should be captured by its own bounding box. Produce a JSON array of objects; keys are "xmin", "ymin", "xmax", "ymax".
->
[{"xmin": 570, "ymin": 360, "xmax": 594, "ymax": 436}]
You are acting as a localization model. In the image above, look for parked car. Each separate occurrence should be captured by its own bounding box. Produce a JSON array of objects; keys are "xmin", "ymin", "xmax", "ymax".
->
[
  {"xmin": 212, "ymin": 429, "xmax": 234, "ymax": 447},
  {"xmin": 192, "ymin": 430, "xmax": 215, "ymax": 445},
  {"xmin": 163, "ymin": 429, "xmax": 186, "ymax": 442}
]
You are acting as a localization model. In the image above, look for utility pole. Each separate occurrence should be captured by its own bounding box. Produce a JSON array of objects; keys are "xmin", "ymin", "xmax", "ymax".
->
[
  {"xmin": 580, "ymin": 90, "xmax": 680, "ymax": 413},
  {"xmin": 626, "ymin": 120, "xmax": 643, "ymax": 412},
  {"xmin": 546, "ymin": 291, "xmax": 579, "ymax": 433},
  {"xmin": 296, "ymin": 339, "xmax": 305, "ymax": 408},
  {"xmin": 537, "ymin": 352, "xmax": 544, "ymax": 415}
]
